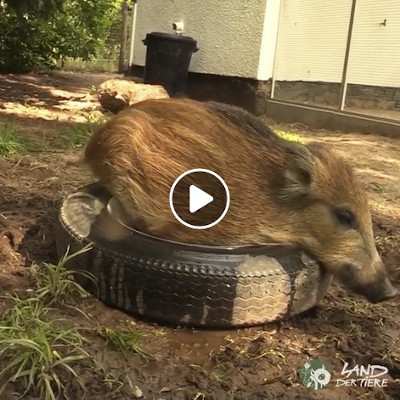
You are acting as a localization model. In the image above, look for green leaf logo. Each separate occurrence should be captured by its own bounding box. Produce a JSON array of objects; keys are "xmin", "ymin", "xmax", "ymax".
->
[{"xmin": 299, "ymin": 358, "xmax": 331, "ymax": 390}]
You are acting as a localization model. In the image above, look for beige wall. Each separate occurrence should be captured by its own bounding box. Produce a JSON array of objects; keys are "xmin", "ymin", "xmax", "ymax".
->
[
  {"xmin": 133, "ymin": 0, "xmax": 278, "ymax": 80},
  {"xmin": 273, "ymin": 0, "xmax": 400, "ymax": 88},
  {"xmin": 347, "ymin": 0, "xmax": 400, "ymax": 87},
  {"xmin": 273, "ymin": 0, "xmax": 352, "ymax": 83}
]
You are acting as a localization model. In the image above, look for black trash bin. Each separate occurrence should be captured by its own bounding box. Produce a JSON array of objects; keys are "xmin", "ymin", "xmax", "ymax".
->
[{"xmin": 143, "ymin": 32, "xmax": 198, "ymax": 96}]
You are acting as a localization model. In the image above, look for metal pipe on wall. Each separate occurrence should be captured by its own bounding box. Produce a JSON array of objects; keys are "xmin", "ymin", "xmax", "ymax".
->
[
  {"xmin": 119, "ymin": 0, "xmax": 130, "ymax": 72},
  {"xmin": 128, "ymin": 0, "xmax": 138, "ymax": 68},
  {"xmin": 339, "ymin": 0, "xmax": 357, "ymax": 111},
  {"xmin": 270, "ymin": 0, "xmax": 283, "ymax": 99}
]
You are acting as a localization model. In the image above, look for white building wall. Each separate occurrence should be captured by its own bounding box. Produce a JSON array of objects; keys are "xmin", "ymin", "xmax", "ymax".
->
[
  {"xmin": 347, "ymin": 0, "xmax": 400, "ymax": 88},
  {"xmin": 273, "ymin": 0, "xmax": 352, "ymax": 83},
  {"xmin": 133, "ymin": 0, "xmax": 273, "ymax": 80},
  {"xmin": 273, "ymin": 0, "xmax": 400, "ymax": 88},
  {"xmin": 133, "ymin": 0, "xmax": 400, "ymax": 89}
]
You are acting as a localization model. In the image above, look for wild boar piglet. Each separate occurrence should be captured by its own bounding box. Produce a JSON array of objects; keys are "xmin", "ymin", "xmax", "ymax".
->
[{"xmin": 85, "ymin": 98, "xmax": 398, "ymax": 303}]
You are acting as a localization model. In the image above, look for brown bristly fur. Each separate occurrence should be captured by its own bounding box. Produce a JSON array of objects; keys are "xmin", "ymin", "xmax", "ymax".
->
[
  {"xmin": 85, "ymin": 98, "xmax": 364, "ymax": 247},
  {"xmin": 84, "ymin": 98, "xmax": 397, "ymax": 302}
]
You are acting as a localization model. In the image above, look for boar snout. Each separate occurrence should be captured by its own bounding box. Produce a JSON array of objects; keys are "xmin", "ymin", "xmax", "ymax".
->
[
  {"xmin": 363, "ymin": 255, "xmax": 399, "ymax": 303},
  {"xmin": 338, "ymin": 258, "xmax": 398, "ymax": 303},
  {"xmin": 359, "ymin": 274, "xmax": 399, "ymax": 303},
  {"xmin": 343, "ymin": 270, "xmax": 398, "ymax": 303}
]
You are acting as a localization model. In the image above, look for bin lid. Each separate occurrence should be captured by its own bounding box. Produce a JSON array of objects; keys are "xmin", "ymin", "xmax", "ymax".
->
[{"xmin": 145, "ymin": 32, "xmax": 197, "ymax": 44}]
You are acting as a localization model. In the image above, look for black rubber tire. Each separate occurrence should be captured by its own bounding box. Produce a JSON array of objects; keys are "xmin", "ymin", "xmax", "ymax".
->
[{"xmin": 55, "ymin": 183, "xmax": 332, "ymax": 328}]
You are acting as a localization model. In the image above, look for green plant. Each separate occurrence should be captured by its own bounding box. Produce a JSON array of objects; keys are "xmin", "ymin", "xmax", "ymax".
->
[
  {"xmin": 59, "ymin": 123, "xmax": 95, "ymax": 148},
  {"xmin": 89, "ymin": 84, "xmax": 98, "ymax": 95},
  {"xmin": 370, "ymin": 182, "xmax": 385, "ymax": 193},
  {"xmin": 98, "ymin": 327, "xmax": 149, "ymax": 358},
  {"xmin": 59, "ymin": 113, "xmax": 106, "ymax": 148},
  {"xmin": 102, "ymin": 370, "xmax": 125, "ymax": 393},
  {"xmin": 5, "ymin": 0, "xmax": 64, "ymax": 17},
  {"xmin": 0, "ymin": 124, "xmax": 28, "ymax": 156},
  {"xmin": 31, "ymin": 244, "xmax": 95, "ymax": 305},
  {"xmin": 86, "ymin": 111, "xmax": 108, "ymax": 125},
  {"xmin": 0, "ymin": 296, "xmax": 89, "ymax": 400},
  {"xmin": 276, "ymin": 129, "xmax": 304, "ymax": 144},
  {"xmin": 0, "ymin": 0, "xmax": 124, "ymax": 73}
]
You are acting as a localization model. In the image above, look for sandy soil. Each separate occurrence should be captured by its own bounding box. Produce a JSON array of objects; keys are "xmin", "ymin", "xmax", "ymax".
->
[{"xmin": 0, "ymin": 72, "xmax": 399, "ymax": 400}]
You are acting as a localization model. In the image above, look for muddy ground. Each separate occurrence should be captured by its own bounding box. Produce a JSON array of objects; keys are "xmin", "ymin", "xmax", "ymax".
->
[{"xmin": 0, "ymin": 72, "xmax": 399, "ymax": 400}]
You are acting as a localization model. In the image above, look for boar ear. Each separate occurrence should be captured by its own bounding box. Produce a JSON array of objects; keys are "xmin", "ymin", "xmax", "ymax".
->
[{"xmin": 281, "ymin": 145, "xmax": 313, "ymax": 201}]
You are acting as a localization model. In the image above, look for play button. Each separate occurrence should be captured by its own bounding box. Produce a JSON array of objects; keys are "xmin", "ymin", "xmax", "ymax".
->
[
  {"xmin": 169, "ymin": 169, "xmax": 230, "ymax": 229},
  {"xmin": 189, "ymin": 185, "xmax": 214, "ymax": 213}
]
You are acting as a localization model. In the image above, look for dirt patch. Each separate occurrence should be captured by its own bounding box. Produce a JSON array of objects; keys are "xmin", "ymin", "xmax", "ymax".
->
[{"xmin": 0, "ymin": 73, "xmax": 399, "ymax": 399}]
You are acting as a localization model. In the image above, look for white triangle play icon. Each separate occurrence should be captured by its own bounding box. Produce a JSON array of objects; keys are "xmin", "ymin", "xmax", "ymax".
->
[{"xmin": 189, "ymin": 185, "xmax": 214, "ymax": 213}]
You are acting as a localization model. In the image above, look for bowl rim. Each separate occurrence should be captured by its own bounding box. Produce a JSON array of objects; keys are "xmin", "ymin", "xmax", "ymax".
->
[
  {"xmin": 105, "ymin": 195, "xmax": 296, "ymax": 254},
  {"xmin": 63, "ymin": 185, "xmax": 302, "ymax": 257}
]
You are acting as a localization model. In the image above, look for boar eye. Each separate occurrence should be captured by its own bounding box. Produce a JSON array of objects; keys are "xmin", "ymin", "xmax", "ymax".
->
[{"xmin": 334, "ymin": 208, "xmax": 357, "ymax": 229}]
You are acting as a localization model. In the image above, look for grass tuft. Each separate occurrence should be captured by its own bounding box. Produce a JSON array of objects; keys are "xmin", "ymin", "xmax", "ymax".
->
[
  {"xmin": 98, "ymin": 327, "xmax": 148, "ymax": 358},
  {"xmin": 0, "ymin": 296, "xmax": 89, "ymax": 400},
  {"xmin": 31, "ymin": 244, "xmax": 95, "ymax": 306},
  {"xmin": 59, "ymin": 112, "xmax": 108, "ymax": 149},
  {"xmin": 276, "ymin": 129, "xmax": 304, "ymax": 144},
  {"xmin": 0, "ymin": 246, "xmax": 98, "ymax": 399},
  {"xmin": 0, "ymin": 124, "xmax": 28, "ymax": 156},
  {"xmin": 59, "ymin": 123, "xmax": 94, "ymax": 149}
]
